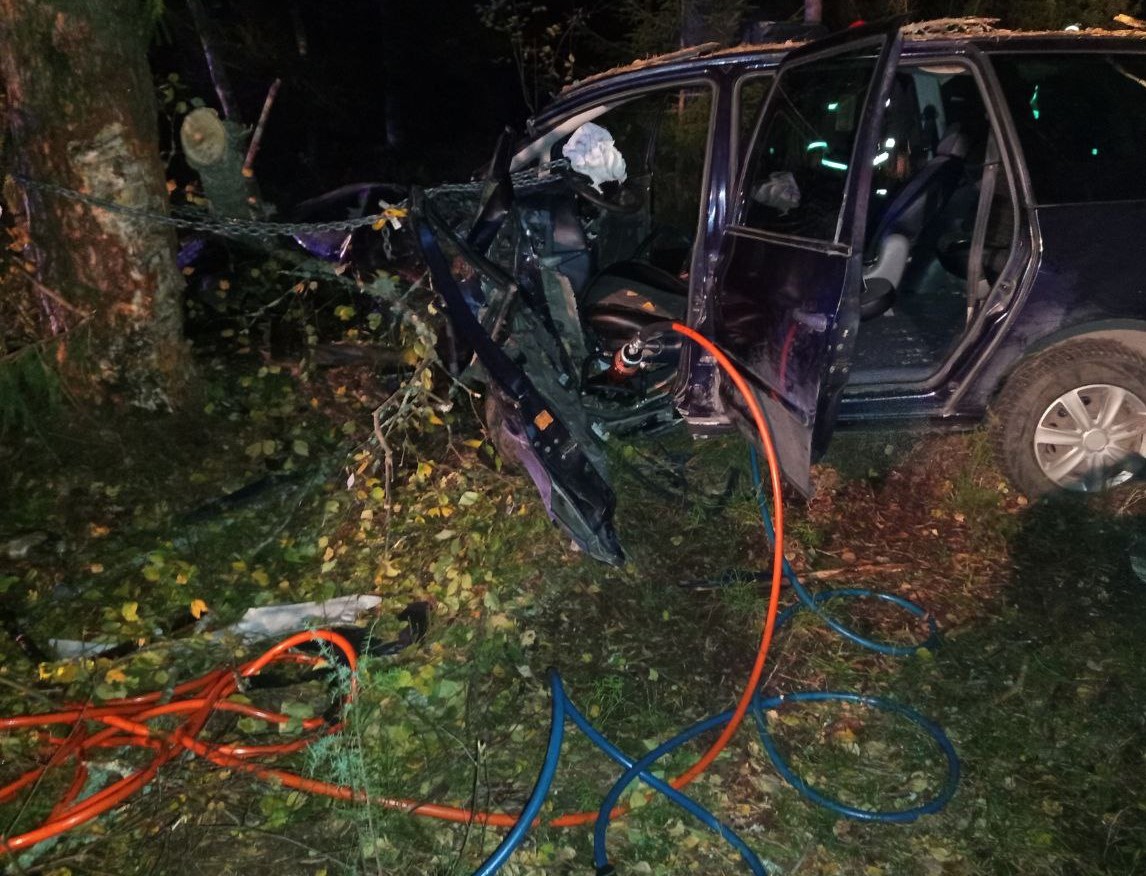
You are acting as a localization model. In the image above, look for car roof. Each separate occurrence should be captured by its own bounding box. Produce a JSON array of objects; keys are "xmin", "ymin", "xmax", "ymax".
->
[{"xmin": 543, "ymin": 16, "xmax": 1146, "ymax": 125}]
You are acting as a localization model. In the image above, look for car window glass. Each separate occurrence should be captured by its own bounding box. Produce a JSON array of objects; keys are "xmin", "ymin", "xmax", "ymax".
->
[
  {"xmin": 736, "ymin": 74, "xmax": 773, "ymax": 151},
  {"xmin": 740, "ymin": 46, "xmax": 882, "ymax": 241},
  {"xmin": 992, "ymin": 53, "xmax": 1146, "ymax": 204}
]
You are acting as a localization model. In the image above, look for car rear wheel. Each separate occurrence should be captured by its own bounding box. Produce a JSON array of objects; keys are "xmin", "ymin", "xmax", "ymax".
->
[{"xmin": 990, "ymin": 340, "xmax": 1146, "ymax": 496}]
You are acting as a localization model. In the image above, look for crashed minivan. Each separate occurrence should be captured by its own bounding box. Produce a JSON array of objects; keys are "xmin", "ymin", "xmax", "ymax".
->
[{"xmin": 411, "ymin": 19, "xmax": 1146, "ymax": 563}]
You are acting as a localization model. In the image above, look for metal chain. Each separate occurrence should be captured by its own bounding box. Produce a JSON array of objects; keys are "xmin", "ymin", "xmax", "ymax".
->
[
  {"xmin": 13, "ymin": 175, "xmax": 396, "ymax": 239},
  {"xmin": 10, "ymin": 162, "xmax": 569, "ymax": 241}
]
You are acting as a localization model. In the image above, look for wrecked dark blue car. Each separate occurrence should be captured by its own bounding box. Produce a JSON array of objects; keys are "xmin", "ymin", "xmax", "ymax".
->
[{"xmin": 414, "ymin": 19, "xmax": 1146, "ymax": 562}]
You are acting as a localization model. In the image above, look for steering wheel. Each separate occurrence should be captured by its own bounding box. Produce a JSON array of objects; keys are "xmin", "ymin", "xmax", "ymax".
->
[{"xmin": 559, "ymin": 167, "xmax": 645, "ymax": 215}]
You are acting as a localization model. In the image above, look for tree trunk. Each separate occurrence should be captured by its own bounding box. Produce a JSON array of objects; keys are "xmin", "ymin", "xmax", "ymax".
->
[{"xmin": 0, "ymin": 0, "xmax": 191, "ymax": 409}]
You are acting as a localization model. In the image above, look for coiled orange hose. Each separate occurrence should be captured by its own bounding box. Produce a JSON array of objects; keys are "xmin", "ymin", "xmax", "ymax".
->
[{"xmin": 0, "ymin": 323, "xmax": 785, "ymax": 851}]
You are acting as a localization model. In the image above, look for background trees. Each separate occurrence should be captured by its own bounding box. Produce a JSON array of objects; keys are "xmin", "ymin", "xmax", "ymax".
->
[{"xmin": 0, "ymin": 0, "xmax": 190, "ymax": 410}]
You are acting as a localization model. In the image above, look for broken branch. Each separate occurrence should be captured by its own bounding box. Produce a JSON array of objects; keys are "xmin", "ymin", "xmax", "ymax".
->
[{"xmin": 243, "ymin": 78, "xmax": 282, "ymax": 177}]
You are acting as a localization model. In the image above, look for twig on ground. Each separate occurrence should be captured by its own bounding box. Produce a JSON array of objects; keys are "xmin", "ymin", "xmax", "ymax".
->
[{"xmin": 802, "ymin": 562, "xmax": 908, "ymax": 581}]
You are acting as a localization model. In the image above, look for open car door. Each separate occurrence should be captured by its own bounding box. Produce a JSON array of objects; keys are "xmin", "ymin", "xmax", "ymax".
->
[{"xmin": 710, "ymin": 23, "xmax": 903, "ymax": 492}]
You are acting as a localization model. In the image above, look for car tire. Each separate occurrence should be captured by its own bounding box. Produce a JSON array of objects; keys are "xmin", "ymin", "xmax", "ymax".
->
[{"xmin": 990, "ymin": 339, "xmax": 1146, "ymax": 496}]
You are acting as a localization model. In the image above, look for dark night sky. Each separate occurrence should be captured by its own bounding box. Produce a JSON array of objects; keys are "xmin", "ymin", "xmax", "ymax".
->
[{"xmin": 155, "ymin": 0, "xmax": 531, "ymax": 204}]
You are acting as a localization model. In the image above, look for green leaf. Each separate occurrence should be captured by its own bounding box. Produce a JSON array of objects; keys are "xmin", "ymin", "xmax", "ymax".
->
[{"xmin": 434, "ymin": 678, "xmax": 464, "ymax": 701}]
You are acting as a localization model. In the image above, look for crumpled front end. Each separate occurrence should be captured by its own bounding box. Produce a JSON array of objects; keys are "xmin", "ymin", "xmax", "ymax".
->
[{"xmin": 411, "ymin": 189, "xmax": 625, "ymax": 565}]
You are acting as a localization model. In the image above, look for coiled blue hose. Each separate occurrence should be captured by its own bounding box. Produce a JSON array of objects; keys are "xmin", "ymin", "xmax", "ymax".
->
[
  {"xmin": 748, "ymin": 446, "xmax": 940, "ymax": 656},
  {"xmin": 471, "ymin": 446, "xmax": 961, "ymax": 875}
]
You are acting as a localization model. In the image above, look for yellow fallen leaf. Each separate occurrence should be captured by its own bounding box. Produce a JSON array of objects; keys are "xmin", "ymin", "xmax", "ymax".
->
[
  {"xmin": 105, "ymin": 667, "xmax": 128, "ymax": 684},
  {"xmin": 832, "ymin": 726, "xmax": 858, "ymax": 746},
  {"xmin": 190, "ymin": 599, "xmax": 208, "ymax": 619},
  {"xmin": 121, "ymin": 601, "xmax": 140, "ymax": 623}
]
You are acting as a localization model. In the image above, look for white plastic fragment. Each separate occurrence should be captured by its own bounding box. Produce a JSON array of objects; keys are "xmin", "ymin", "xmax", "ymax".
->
[
  {"xmin": 561, "ymin": 122, "xmax": 627, "ymax": 190},
  {"xmin": 224, "ymin": 594, "xmax": 382, "ymax": 641},
  {"xmin": 49, "ymin": 639, "xmax": 116, "ymax": 658},
  {"xmin": 48, "ymin": 595, "xmax": 384, "ymax": 658}
]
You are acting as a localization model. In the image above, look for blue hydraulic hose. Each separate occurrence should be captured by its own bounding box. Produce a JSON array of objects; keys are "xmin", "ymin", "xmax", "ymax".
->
[
  {"xmin": 467, "ymin": 447, "xmax": 962, "ymax": 875},
  {"xmin": 578, "ymin": 448, "xmax": 964, "ymax": 873},
  {"xmin": 751, "ymin": 691, "xmax": 960, "ymax": 823},
  {"xmin": 575, "ymin": 704, "xmax": 768, "ymax": 875},
  {"xmin": 471, "ymin": 668, "xmax": 567, "ymax": 876},
  {"xmin": 748, "ymin": 447, "xmax": 939, "ymax": 655},
  {"xmin": 583, "ymin": 687, "xmax": 959, "ymax": 870}
]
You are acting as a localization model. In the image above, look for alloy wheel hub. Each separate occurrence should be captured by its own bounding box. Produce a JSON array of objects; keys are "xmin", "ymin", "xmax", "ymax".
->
[{"xmin": 1034, "ymin": 383, "xmax": 1146, "ymax": 491}]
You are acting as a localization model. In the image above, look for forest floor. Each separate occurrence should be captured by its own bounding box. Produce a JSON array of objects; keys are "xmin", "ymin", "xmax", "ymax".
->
[{"xmin": 2, "ymin": 324, "xmax": 1145, "ymax": 876}]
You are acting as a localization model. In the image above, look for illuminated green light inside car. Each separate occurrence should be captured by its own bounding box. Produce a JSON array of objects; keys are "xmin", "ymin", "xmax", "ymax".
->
[
  {"xmin": 1091, "ymin": 147, "xmax": 1099, "ymax": 156},
  {"xmin": 820, "ymin": 157, "xmax": 848, "ymax": 171},
  {"xmin": 806, "ymin": 140, "xmax": 829, "ymax": 151},
  {"xmin": 1030, "ymin": 84, "xmax": 1040, "ymax": 120},
  {"xmin": 827, "ymin": 102, "xmax": 839, "ymax": 111}
]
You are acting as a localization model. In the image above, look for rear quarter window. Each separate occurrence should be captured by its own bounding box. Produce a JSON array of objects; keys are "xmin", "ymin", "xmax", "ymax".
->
[{"xmin": 992, "ymin": 52, "xmax": 1146, "ymax": 204}]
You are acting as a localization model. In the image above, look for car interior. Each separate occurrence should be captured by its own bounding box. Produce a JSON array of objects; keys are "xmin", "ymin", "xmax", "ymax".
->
[
  {"xmin": 498, "ymin": 58, "xmax": 1020, "ymax": 411},
  {"xmin": 849, "ymin": 62, "xmax": 1016, "ymax": 384},
  {"xmin": 508, "ymin": 86, "xmax": 713, "ymax": 408}
]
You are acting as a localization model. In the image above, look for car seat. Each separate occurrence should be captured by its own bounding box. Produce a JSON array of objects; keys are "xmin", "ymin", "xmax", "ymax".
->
[
  {"xmin": 860, "ymin": 124, "xmax": 969, "ymax": 319},
  {"xmin": 579, "ymin": 260, "xmax": 687, "ymax": 353}
]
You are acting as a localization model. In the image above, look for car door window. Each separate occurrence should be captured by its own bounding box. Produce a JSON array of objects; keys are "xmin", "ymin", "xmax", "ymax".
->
[
  {"xmin": 992, "ymin": 53, "xmax": 1146, "ymax": 204},
  {"xmin": 735, "ymin": 73, "xmax": 774, "ymax": 161},
  {"xmin": 739, "ymin": 46, "xmax": 883, "ymax": 242}
]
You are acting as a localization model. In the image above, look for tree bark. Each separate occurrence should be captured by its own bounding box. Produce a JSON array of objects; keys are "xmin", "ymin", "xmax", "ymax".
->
[{"xmin": 0, "ymin": 0, "xmax": 191, "ymax": 409}]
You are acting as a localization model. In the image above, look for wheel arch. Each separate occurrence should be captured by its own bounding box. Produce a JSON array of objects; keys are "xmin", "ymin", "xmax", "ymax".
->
[{"xmin": 989, "ymin": 319, "xmax": 1146, "ymax": 407}]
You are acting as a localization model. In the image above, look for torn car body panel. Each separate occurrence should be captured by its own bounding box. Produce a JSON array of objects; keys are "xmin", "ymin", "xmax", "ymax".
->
[{"xmin": 413, "ymin": 191, "xmax": 624, "ymax": 565}]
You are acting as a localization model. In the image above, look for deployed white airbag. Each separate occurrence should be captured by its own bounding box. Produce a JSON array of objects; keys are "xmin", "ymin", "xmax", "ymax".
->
[
  {"xmin": 562, "ymin": 122, "xmax": 627, "ymax": 190},
  {"xmin": 752, "ymin": 171, "xmax": 801, "ymax": 215}
]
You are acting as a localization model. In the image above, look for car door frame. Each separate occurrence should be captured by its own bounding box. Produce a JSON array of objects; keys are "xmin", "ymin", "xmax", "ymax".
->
[
  {"xmin": 699, "ymin": 21, "xmax": 905, "ymax": 492},
  {"xmin": 831, "ymin": 42, "xmax": 1036, "ymax": 428}
]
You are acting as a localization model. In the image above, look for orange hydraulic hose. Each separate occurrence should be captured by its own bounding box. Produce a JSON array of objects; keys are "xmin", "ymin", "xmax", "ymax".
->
[
  {"xmin": 0, "ymin": 323, "xmax": 787, "ymax": 849},
  {"xmin": 662, "ymin": 323, "xmax": 785, "ymax": 788}
]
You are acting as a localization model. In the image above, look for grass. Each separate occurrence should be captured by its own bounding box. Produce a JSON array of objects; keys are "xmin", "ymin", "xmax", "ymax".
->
[{"xmin": 1, "ymin": 351, "xmax": 1145, "ymax": 875}]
